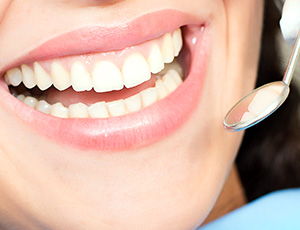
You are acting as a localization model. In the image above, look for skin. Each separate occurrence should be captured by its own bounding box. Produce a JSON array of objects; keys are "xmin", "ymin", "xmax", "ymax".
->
[{"xmin": 0, "ymin": 0, "xmax": 264, "ymax": 229}]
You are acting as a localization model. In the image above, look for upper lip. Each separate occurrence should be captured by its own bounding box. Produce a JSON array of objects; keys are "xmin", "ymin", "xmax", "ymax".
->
[{"xmin": 0, "ymin": 9, "xmax": 198, "ymax": 76}]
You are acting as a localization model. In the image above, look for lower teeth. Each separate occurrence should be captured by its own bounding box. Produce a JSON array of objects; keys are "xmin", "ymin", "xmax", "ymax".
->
[{"xmin": 11, "ymin": 68, "xmax": 183, "ymax": 118}]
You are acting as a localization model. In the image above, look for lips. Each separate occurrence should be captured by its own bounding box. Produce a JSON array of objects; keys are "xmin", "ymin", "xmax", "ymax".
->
[{"xmin": 0, "ymin": 10, "xmax": 209, "ymax": 151}]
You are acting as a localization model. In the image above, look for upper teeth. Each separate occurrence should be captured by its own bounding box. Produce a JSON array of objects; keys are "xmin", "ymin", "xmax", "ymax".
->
[{"xmin": 4, "ymin": 28, "xmax": 183, "ymax": 93}]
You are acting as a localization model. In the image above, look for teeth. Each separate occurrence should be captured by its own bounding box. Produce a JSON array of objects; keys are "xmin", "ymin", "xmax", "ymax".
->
[
  {"xmin": 69, "ymin": 103, "xmax": 89, "ymax": 118},
  {"xmin": 92, "ymin": 61, "xmax": 124, "ymax": 92},
  {"xmin": 5, "ymin": 68, "xmax": 22, "ymax": 87},
  {"xmin": 34, "ymin": 62, "xmax": 53, "ymax": 91},
  {"xmin": 107, "ymin": 99, "xmax": 127, "ymax": 117},
  {"xmin": 147, "ymin": 44, "xmax": 165, "ymax": 74},
  {"xmin": 50, "ymin": 103, "xmax": 69, "ymax": 118},
  {"xmin": 162, "ymin": 72, "xmax": 178, "ymax": 93},
  {"xmin": 21, "ymin": 65, "xmax": 36, "ymax": 89},
  {"xmin": 23, "ymin": 96, "xmax": 38, "ymax": 108},
  {"xmin": 71, "ymin": 61, "xmax": 93, "ymax": 92},
  {"xmin": 122, "ymin": 53, "xmax": 151, "ymax": 88},
  {"xmin": 124, "ymin": 94, "xmax": 142, "ymax": 113},
  {"xmin": 172, "ymin": 28, "xmax": 183, "ymax": 57},
  {"xmin": 88, "ymin": 102, "xmax": 109, "ymax": 118},
  {"xmin": 155, "ymin": 79, "xmax": 169, "ymax": 100},
  {"xmin": 16, "ymin": 94, "xmax": 25, "ymax": 102},
  {"xmin": 51, "ymin": 62, "xmax": 71, "ymax": 91},
  {"xmin": 36, "ymin": 100, "xmax": 51, "ymax": 114},
  {"xmin": 161, "ymin": 33, "xmax": 175, "ymax": 64},
  {"xmin": 140, "ymin": 87, "xmax": 158, "ymax": 108}
]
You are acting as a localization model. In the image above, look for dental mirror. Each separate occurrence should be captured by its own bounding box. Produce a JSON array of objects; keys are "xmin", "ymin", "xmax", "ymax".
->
[{"xmin": 223, "ymin": 30, "xmax": 300, "ymax": 132}]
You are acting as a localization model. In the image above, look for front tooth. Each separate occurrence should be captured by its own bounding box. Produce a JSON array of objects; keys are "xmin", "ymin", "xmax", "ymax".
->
[
  {"xmin": 36, "ymin": 100, "xmax": 51, "ymax": 114},
  {"xmin": 92, "ymin": 61, "xmax": 124, "ymax": 92},
  {"xmin": 88, "ymin": 102, "xmax": 109, "ymax": 118},
  {"xmin": 140, "ymin": 87, "xmax": 158, "ymax": 108},
  {"xmin": 21, "ymin": 65, "xmax": 36, "ymax": 89},
  {"xmin": 23, "ymin": 96, "xmax": 38, "ymax": 108},
  {"xmin": 167, "ymin": 69, "xmax": 183, "ymax": 86},
  {"xmin": 122, "ymin": 53, "xmax": 151, "ymax": 88},
  {"xmin": 124, "ymin": 94, "xmax": 142, "ymax": 113},
  {"xmin": 161, "ymin": 33, "xmax": 175, "ymax": 64},
  {"xmin": 155, "ymin": 79, "xmax": 169, "ymax": 100},
  {"xmin": 162, "ymin": 73, "xmax": 178, "ymax": 93},
  {"xmin": 172, "ymin": 28, "xmax": 183, "ymax": 57},
  {"xmin": 69, "ymin": 103, "xmax": 89, "ymax": 118},
  {"xmin": 6, "ymin": 68, "xmax": 22, "ymax": 86},
  {"xmin": 71, "ymin": 61, "xmax": 93, "ymax": 92},
  {"xmin": 34, "ymin": 62, "xmax": 53, "ymax": 91},
  {"xmin": 147, "ymin": 44, "xmax": 164, "ymax": 74},
  {"xmin": 107, "ymin": 100, "xmax": 127, "ymax": 117},
  {"xmin": 50, "ymin": 102, "xmax": 69, "ymax": 118},
  {"xmin": 51, "ymin": 62, "xmax": 71, "ymax": 91}
]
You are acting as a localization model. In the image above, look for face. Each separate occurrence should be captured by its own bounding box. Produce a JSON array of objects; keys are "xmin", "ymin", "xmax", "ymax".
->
[{"xmin": 0, "ymin": 1, "xmax": 263, "ymax": 229}]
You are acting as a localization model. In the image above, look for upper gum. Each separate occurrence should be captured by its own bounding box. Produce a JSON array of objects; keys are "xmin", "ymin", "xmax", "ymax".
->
[{"xmin": 23, "ymin": 31, "xmax": 168, "ymax": 74}]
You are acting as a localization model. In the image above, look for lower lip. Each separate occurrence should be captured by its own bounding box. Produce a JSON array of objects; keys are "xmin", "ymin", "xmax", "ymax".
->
[{"xmin": 0, "ymin": 27, "xmax": 209, "ymax": 152}]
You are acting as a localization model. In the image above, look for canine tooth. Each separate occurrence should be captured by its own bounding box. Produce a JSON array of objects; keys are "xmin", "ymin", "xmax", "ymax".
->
[
  {"xmin": 155, "ymin": 79, "xmax": 169, "ymax": 99},
  {"xmin": 163, "ymin": 73, "xmax": 178, "ymax": 93},
  {"xmin": 107, "ymin": 100, "xmax": 127, "ymax": 117},
  {"xmin": 69, "ymin": 103, "xmax": 89, "ymax": 118},
  {"xmin": 71, "ymin": 61, "xmax": 93, "ymax": 92},
  {"xmin": 122, "ymin": 53, "xmax": 151, "ymax": 88},
  {"xmin": 92, "ymin": 61, "xmax": 123, "ymax": 92},
  {"xmin": 125, "ymin": 94, "xmax": 142, "ymax": 113},
  {"xmin": 50, "ymin": 103, "xmax": 69, "ymax": 118},
  {"xmin": 51, "ymin": 62, "xmax": 71, "ymax": 91},
  {"xmin": 23, "ymin": 96, "xmax": 38, "ymax": 108},
  {"xmin": 147, "ymin": 44, "xmax": 164, "ymax": 74},
  {"xmin": 173, "ymin": 28, "xmax": 183, "ymax": 57},
  {"xmin": 21, "ymin": 65, "xmax": 36, "ymax": 89},
  {"xmin": 34, "ymin": 62, "xmax": 52, "ymax": 91},
  {"xmin": 36, "ymin": 100, "xmax": 51, "ymax": 114},
  {"xmin": 140, "ymin": 87, "xmax": 158, "ymax": 108},
  {"xmin": 168, "ymin": 69, "xmax": 182, "ymax": 86},
  {"xmin": 88, "ymin": 102, "xmax": 109, "ymax": 118},
  {"xmin": 161, "ymin": 33, "xmax": 175, "ymax": 64},
  {"xmin": 6, "ymin": 68, "xmax": 22, "ymax": 86},
  {"xmin": 17, "ymin": 94, "xmax": 25, "ymax": 102}
]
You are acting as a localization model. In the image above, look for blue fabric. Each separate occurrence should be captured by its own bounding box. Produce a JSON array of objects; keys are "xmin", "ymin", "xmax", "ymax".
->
[{"xmin": 198, "ymin": 189, "xmax": 300, "ymax": 230}]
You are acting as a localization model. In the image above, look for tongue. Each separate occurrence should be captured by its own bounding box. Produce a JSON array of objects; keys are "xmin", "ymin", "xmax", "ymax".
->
[{"xmin": 42, "ymin": 76, "xmax": 157, "ymax": 106}]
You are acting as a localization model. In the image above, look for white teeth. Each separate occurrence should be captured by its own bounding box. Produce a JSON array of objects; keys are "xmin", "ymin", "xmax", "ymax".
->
[
  {"xmin": 50, "ymin": 103, "xmax": 69, "ymax": 118},
  {"xmin": 36, "ymin": 100, "xmax": 51, "ymax": 114},
  {"xmin": 122, "ymin": 53, "xmax": 151, "ymax": 88},
  {"xmin": 92, "ymin": 61, "xmax": 124, "ymax": 93},
  {"xmin": 88, "ymin": 102, "xmax": 109, "ymax": 118},
  {"xmin": 34, "ymin": 62, "xmax": 53, "ymax": 91},
  {"xmin": 107, "ymin": 99, "xmax": 127, "ymax": 117},
  {"xmin": 167, "ymin": 69, "xmax": 183, "ymax": 86},
  {"xmin": 147, "ymin": 44, "xmax": 165, "ymax": 74},
  {"xmin": 157, "ymin": 59, "xmax": 183, "ymax": 77},
  {"xmin": 6, "ymin": 68, "xmax": 22, "ymax": 87},
  {"xmin": 71, "ymin": 61, "xmax": 93, "ymax": 92},
  {"xmin": 155, "ymin": 79, "xmax": 169, "ymax": 100},
  {"xmin": 51, "ymin": 62, "xmax": 71, "ymax": 91},
  {"xmin": 162, "ymin": 72, "xmax": 178, "ymax": 93},
  {"xmin": 21, "ymin": 65, "xmax": 36, "ymax": 89},
  {"xmin": 124, "ymin": 94, "xmax": 142, "ymax": 113},
  {"xmin": 172, "ymin": 28, "xmax": 183, "ymax": 57},
  {"xmin": 17, "ymin": 94, "xmax": 25, "ymax": 102},
  {"xmin": 69, "ymin": 102, "xmax": 89, "ymax": 118},
  {"xmin": 23, "ymin": 96, "xmax": 38, "ymax": 108},
  {"xmin": 140, "ymin": 87, "xmax": 158, "ymax": 108},
  {"xmin": 161, "ymin": 33, "xmax": 175, "ymax": 64}
]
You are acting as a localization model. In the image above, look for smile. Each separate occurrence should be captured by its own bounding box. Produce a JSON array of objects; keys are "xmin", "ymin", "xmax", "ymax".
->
[{"xmin": 0, "ymin": 10, "xmax": 209, "ymax": 151}]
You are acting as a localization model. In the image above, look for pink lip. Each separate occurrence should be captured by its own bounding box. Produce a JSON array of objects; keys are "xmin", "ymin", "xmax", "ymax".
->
[{"xmin": 0, "ymin": 10, "xmax": 210, "ymax": 151}]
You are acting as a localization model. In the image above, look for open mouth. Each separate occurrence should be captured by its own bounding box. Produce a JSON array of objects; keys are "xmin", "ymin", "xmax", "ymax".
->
[
  {"xmin": 0, "ymin": 10, "xmax": 209, "ymax": 151},
  {"xmin": 5, "ymin": 29, "xmax": 185, "ymax": 118}
]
